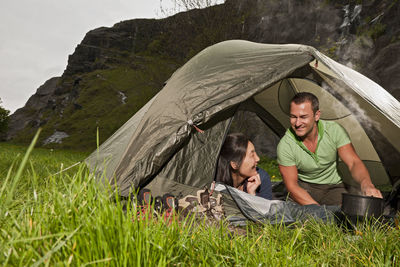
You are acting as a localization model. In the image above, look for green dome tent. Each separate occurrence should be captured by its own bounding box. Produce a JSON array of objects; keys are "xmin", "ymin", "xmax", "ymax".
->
[{"xmin": 86, "ymin": 40, "xmax": 400, "ymax": 219}]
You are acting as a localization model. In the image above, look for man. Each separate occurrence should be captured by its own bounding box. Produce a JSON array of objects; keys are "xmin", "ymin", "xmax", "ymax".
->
[{"xmin": 277, "ymin": 92, "xmax": 382, "ymax": 206}]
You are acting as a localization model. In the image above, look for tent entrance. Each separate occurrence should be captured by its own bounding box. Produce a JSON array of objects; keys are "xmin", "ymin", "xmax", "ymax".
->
[{"xmin": 250, "ymin": 76, "xmax": 393, "ymax": 188}]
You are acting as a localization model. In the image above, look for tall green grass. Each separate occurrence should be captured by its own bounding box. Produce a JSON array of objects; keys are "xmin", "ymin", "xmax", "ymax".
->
[{"xmin": 0, "ymin": 138, "xmax": 399, "ymax": 266}]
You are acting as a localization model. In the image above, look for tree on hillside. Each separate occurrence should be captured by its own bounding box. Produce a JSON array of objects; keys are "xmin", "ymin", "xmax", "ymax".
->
[{"xmin": 0, "ymin": 97, "xmax": 10, "ymax": 134}]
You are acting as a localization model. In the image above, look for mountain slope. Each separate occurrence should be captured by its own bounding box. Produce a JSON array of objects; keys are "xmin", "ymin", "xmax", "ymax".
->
[{"xmin": 7, "ymin": 0, "xmax": 400, "ymax": 150}]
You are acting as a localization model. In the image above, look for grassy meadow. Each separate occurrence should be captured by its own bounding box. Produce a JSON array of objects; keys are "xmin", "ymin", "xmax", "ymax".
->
[{"xmin": 0, "ymin": 136, "xmax": 399, "ymax": 266}]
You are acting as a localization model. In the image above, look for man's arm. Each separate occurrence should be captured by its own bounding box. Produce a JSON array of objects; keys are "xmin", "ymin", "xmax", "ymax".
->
[
  {"xmin": 279, "ymin": 165, "xmax": 319, "ymax": 205},
  {"xmin": 338, "ymin": 143, "xmax": 382, "ymax": 198}
]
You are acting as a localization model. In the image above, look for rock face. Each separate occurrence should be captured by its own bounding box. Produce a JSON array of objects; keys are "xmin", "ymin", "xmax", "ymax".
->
[
  {"xmin": 366, "ymin": 43, "xmax": 400, "ymax": 100},
  {"xmin": 63, "ymin": 19, "xmax": 164, "ymax": 76},
  {"xmin": 6, "ymin": 0, "xmax": 400, "ymax": 150},
  {"xmin": 7, "ymin": 77, "xmax": 60, "ymax": 139},
  {"xmin": 43, "ymin": 131, "xmax": 69, "ymax": 145}
]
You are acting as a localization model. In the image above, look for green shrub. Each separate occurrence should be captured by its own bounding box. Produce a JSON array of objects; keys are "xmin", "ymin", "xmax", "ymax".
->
[{"xmin": 0, "ymin": 98, "xmax": 10, "ymax": 135}]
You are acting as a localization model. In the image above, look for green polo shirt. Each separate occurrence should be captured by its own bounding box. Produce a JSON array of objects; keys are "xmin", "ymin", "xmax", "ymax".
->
[{"xmin": 277, "ymin": 120, "xmax": 351, "ymax": 185}]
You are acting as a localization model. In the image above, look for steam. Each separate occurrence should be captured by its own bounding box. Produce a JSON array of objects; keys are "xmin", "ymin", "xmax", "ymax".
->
[{"xmin": 321, "ymin": 81, "xmax": 381, "ymax": 134}]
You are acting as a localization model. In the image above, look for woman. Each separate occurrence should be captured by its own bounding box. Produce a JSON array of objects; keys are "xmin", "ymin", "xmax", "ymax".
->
[{"xmin": 216, "ymin": 133, "xmax": 272, "ymax": 200}]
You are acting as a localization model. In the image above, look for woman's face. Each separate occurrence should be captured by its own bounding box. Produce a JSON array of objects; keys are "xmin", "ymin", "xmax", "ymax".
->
[{"xmin": 232, "ymin": 141, "xmax": 260, "ymax": 186}]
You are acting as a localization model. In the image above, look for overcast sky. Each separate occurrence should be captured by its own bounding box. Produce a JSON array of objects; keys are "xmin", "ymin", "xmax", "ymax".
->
[{"xmin": 0, "ymin": 0, "xmax": 179, "ymax": 113}]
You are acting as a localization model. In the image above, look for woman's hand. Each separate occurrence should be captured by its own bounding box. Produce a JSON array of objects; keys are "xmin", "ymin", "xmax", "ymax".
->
[{"xmin": 246, "ymin": 174, "xmax": 261, "ymax": 196}]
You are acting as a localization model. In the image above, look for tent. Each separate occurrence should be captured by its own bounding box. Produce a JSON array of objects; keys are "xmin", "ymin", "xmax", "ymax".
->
[{"xmin": 86, "ymin": 40, "xmax": 400, "ymax": 219}]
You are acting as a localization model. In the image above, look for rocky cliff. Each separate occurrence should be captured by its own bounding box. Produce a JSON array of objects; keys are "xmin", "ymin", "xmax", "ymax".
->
[{"xmin": 7, "ymin": 0, "xmax": 400, "ymax": 150}]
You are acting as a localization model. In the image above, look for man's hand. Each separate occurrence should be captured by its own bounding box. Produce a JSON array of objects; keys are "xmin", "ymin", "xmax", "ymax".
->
[
  {"xmin": 360, "ymin": 180, "xmax": 383, "ymax": 198},
  {"xmin": 246, "ymin": 174, "xmax": 261, "ymax": 196}
]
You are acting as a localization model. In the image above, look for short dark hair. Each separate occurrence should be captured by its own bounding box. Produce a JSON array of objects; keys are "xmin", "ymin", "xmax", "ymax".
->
[
  {"xmin": 291, "ymin": 92, "xmax": 319, "ymax": 114},
  {"xmin": 216, "ymin": 133, "xmax": 250, "ymax": 186}
]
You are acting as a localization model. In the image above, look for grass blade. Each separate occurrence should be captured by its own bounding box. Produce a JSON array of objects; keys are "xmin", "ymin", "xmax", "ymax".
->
[{"xmin": 1, "ymin": 129, "xmax": 41, "ymax": 216}]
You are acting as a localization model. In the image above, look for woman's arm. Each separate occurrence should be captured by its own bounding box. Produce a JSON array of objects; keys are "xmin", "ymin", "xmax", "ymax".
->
[
  {"xmin": 256, "ymin": 168, "xmax": 273, "ymax": 199},
  {"xmin": 245, "ymin": 174, "xmax": 261, "ymax": 196}
]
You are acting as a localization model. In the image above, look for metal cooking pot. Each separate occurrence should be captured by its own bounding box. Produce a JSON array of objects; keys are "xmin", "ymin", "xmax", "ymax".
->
[{"xmin": 341, "ymin": 193, "xmax": 384, "ymax": 218}]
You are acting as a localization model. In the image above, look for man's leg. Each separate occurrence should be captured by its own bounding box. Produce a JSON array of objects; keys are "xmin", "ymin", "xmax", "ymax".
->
[
  {"xmin": 297, "ymin": 180, "xmax": 346, "ymax": 206},
  {"xmin": 321, "ymin": 183, "xmax": 347, "ymax": 206},
  {"xmin": 297, "ymin": 180, "xmax": 329, "ymax": 204}
]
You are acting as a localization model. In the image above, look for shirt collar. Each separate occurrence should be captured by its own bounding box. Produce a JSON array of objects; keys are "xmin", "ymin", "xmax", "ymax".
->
[{"xmin": 287, "ymin": 120, "xmax": 324, "ymax": 161}]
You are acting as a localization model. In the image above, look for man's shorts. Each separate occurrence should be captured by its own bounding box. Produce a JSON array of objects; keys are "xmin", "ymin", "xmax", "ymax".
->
[{"xmin": 297, "ymin": 180, "xmax": 360, "ymax": 206}]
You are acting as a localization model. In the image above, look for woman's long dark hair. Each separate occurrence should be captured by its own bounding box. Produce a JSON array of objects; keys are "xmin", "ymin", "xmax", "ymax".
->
[{"xmin": 216, "ymin": 133, "xmax": 250, "ymax": 186}]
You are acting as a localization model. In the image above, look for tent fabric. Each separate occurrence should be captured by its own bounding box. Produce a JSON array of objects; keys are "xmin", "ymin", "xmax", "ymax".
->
[
  {"xmin": 112, "ymin": 43, "xmax": 314, "ymax": 196},
  {"xmin": 86, "ymin": 92, "xmax": 159, "ymax": 183},
  {"xmin": 86, "ymin": 40, "xmax": 400, "ymax": 212}
]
